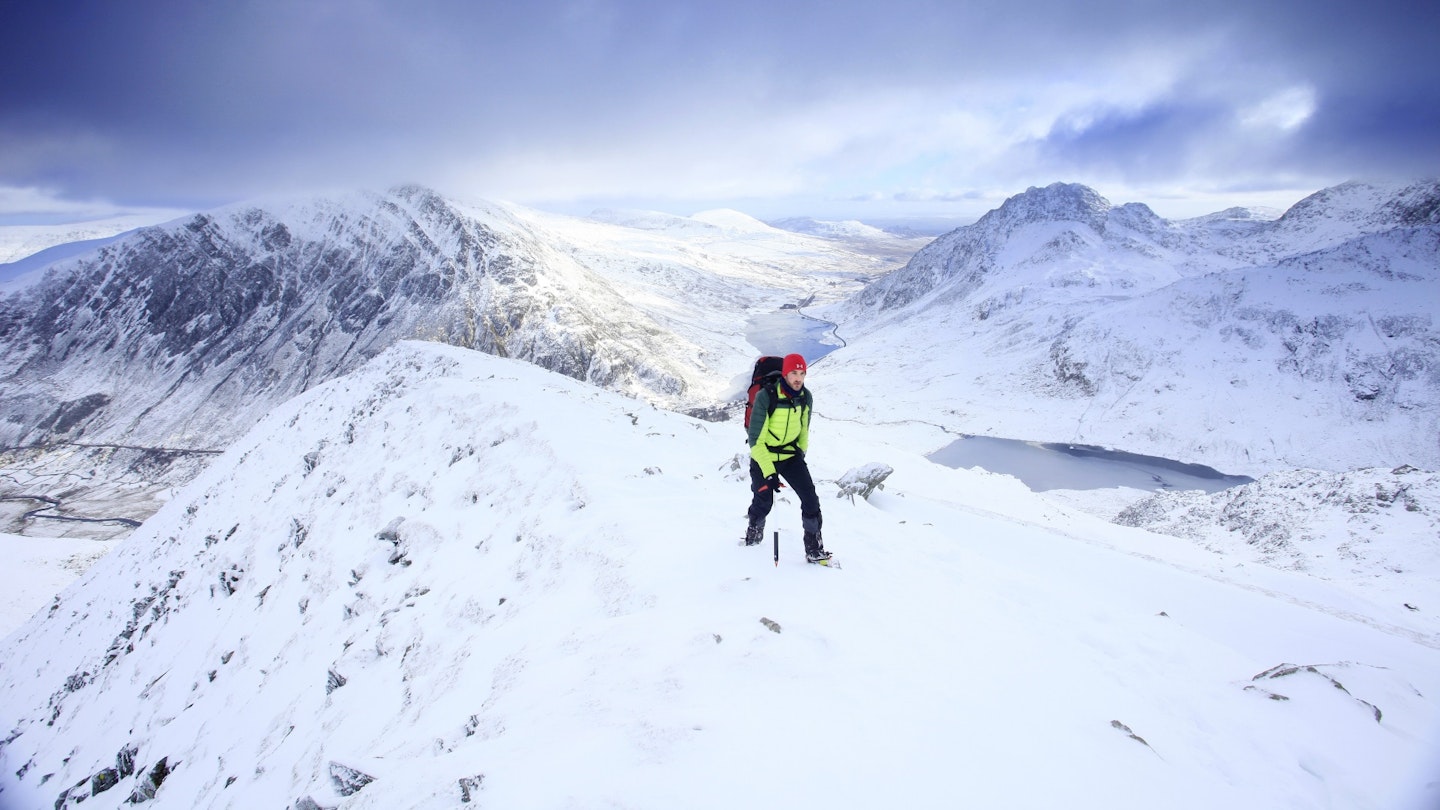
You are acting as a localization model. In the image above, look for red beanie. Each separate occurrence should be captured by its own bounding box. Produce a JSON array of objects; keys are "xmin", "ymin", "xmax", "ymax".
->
[{"xmin": 782, "ymin": 353, "xmax": 807, "ymax": 375}]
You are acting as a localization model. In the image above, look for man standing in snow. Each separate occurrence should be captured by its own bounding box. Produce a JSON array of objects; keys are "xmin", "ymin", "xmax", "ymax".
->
[{"xmin": 744, "ymin": 353, "xmax": 829, "ymax": 562}]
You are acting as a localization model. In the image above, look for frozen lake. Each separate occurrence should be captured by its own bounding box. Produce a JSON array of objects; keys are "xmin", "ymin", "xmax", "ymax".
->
[
  {"xmin": 929, "ymin": 435, "xmax": 1254, "ymax": 493},
  {"xmin": 745, "ymin": 310, "xmax": 1252, "ymax": 496},
  {"xmin": 745, "ymin": 309, "xmax": 844, "ymax": 362}
]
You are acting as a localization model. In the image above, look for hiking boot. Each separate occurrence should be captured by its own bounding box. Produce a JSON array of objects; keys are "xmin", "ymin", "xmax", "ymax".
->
[
  {"xmin": 803, "ymin": 530, "xmax": 829, "ymax": 561},
  {"xmin": 743, "ymin": 521, "xmax": 765, "ymax": 546}
]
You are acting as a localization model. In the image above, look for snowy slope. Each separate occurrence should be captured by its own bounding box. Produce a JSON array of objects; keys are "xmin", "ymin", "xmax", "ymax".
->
[
  {"xmin": 819, "ymin": 180, "xmax": 1440, "ymax": 475},
  {"xmin": 0, "ymin": 235, "xmax": 131, "ymax": 293},
  {"xmin": 0, "ymin": 214, "xmax": 190, "ymax": 266},
  {"xmin": 1117, "ymin": 465, "xmax": 1440, "ymax": 605},
  {"xmin": 0, "ymin": 533, "xmax": 110, "ymax": 629},
  {"xmin": 2, "ymin": 342, "xmax": 1437, "ymax": 809}
]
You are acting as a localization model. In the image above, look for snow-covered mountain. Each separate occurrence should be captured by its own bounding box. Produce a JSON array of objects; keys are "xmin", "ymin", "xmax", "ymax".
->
[
  {"xmin": 2, "ymin": 342, "xmax": 1436, "ymax": 809},
  {"xmin": 767, "ymin": 215, "xmax": 894, "ymax": 240},
  {"xmin": 0, "ymin": 187, "xmax": 909, "ymax": 534},
  {"xmin": 1, "ymin": 188, "xmax": 688, "ymax": 448},
  {"xmin": 766, "ymin": 215, "xmax": 934, "ymax": 267},
  {"xmin": 820, "ymin": 180, "xmax": 1440, "ymax": 475},
  {"xmin": 0, "ymin": 187, "xmax": 916, "ymax": 448}
]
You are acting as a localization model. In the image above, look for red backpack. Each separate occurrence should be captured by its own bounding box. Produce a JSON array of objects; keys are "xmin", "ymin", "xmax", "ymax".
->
[{"xmin": 743, "ymin": 355, "xmax": 785, "ymax": 431}]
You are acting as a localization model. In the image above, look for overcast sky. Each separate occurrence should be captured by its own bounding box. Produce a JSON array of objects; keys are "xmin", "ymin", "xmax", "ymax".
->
[{"xmin": 2, "ymin": 0, "xmax": 1438, "ymax": 224}]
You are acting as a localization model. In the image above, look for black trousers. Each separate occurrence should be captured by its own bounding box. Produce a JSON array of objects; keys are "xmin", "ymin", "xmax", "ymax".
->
[{"xmin": 748, "ymin": 455, "xmax": 822, "ymax": 536}]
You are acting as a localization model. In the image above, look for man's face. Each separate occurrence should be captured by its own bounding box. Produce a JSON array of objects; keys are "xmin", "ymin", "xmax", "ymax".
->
[{"xmin": 785, "ymin": 368, "xmax": 806, "ymax": 390}]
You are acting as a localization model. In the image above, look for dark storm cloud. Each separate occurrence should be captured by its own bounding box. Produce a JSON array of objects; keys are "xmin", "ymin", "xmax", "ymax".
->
[
  {"xmin": 0, "ymin": 1, "xmax": 686, "ymax": 198},
  {"xmin": 1, "ymin": 0, "xmax": 1436, "ymax": 217},
  {"xmin": 1026, "ymin": 0, "xmax": 1440, "ymax": 186}
]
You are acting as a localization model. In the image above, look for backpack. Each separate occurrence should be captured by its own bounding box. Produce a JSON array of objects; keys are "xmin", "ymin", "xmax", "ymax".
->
[{"xmin": 743, "ymin": 355, "xmax": 785, "ymax": 431}]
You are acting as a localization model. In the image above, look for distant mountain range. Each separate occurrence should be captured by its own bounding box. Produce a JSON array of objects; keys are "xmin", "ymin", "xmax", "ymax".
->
[
  {"xmin": 820, "ymin": 179, "xmax": 1440, "ymax": 474},
  {"xmin": 0, "ymin": 213, "xmax": 185, "ymax": 266}
]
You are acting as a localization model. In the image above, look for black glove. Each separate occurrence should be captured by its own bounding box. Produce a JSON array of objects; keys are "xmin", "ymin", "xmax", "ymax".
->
[{"xmin": 756, "ymin": 474, "xmax": 783, "ymax": 493}]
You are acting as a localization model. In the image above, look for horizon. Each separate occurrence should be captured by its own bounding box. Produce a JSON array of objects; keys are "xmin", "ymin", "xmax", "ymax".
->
[{"xmin": 0, "ymin": 177, "xmax": 1320, "ymax": 239}]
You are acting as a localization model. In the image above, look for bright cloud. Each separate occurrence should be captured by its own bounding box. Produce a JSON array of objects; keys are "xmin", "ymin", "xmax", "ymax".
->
[{"xmin": 1240, "ymin": 85, "xmax": 1319, "ymax": 131}]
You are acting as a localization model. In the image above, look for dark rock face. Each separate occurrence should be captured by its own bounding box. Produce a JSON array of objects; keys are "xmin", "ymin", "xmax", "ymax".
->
[
  {"xmin": 329, "ymin": 761, "xmax": 376, "ymax": 796},
  {"xmin": 53, "ymin": 744, "xmax": 154, "ymax": 808},
  {"xmin": 37, "ymin": 393, "xmax": 112, "ymax": 435}
]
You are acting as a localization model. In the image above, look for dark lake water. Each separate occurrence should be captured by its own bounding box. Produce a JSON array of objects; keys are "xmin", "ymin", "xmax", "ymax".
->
[{"xmin": 928, "ymin": 435, "xmax": 1254, "ymax": 493}]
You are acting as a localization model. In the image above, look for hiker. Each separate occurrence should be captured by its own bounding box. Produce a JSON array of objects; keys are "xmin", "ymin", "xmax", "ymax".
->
[{"xmin": 744, "ymin": 353, "xmax": 830, "ymax": 562}]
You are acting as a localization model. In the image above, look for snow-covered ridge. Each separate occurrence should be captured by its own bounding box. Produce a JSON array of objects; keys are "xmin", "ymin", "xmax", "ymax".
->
[
  {"xmin": 767, "ymin": 216, "xmax": 895, "ymax": 240},
  {"xmin": 1, "ymin": 341, "xmax": 1435, "ymax": 809},
  {"xmin": 585, "ymin": 207, "xmax": 720, "ymax": 232},
  {"xmin": 0, "ymin": 213, "xmax": 189, "ymax": 266},
  {"xmin": 1180, "ymin": 206, "xmax": 1284, "ymax": 225}
]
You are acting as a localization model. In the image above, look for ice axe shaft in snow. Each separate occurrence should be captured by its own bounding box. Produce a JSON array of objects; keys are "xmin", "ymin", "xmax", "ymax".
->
[{"xmin": 773, "ymin": 530, "xmax": 779, "ymax": 566}]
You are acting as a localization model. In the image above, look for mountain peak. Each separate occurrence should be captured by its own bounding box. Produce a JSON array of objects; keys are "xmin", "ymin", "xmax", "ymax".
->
[
  {"xmin": 1184, "ymin": 206, "xmax": 1285, "ymax": 224},
  {"xmin": 689, "ymin": 208, "xmax": 774, "ymax": 232},
  {"xmin": 980, "ymin": 182, "xmax": 1113, "ymax": 234},
  {"xmin": 847, "ymin": 183, "xmax": 1132, "ymax": 311}
]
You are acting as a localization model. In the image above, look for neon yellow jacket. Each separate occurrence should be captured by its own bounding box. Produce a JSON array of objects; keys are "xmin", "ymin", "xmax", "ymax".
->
[{"xmin": 747, "ymin": 383, "xmax": 812, "ymax": 478}]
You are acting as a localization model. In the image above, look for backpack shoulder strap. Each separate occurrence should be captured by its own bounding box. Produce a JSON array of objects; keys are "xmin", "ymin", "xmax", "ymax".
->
[{"xmin": 764, "ymin": 376, "xmax": 782, "ymax": 418}]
